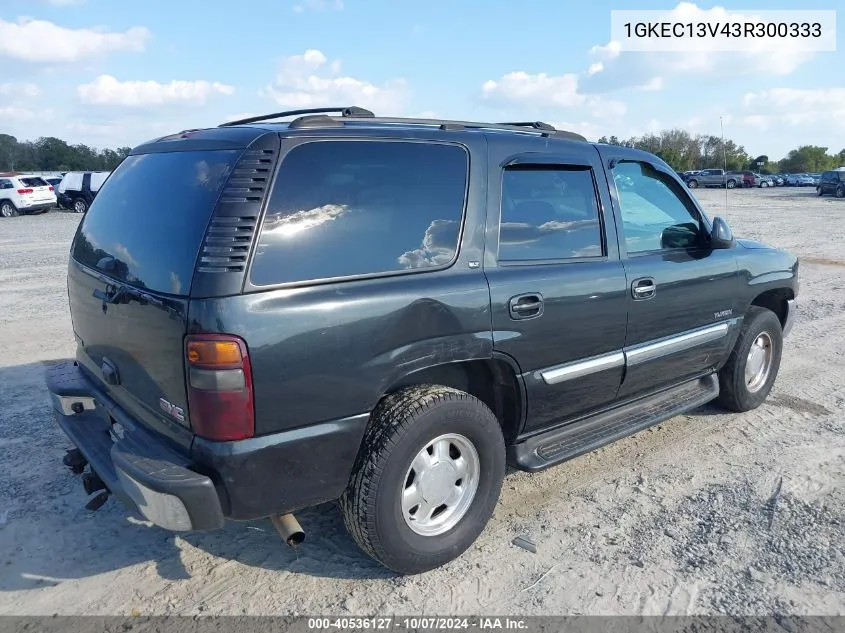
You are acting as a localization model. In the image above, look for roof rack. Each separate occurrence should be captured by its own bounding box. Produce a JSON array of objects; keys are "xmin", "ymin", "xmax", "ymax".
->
[
  {"xmin": 219, "ymin": 106, "xmax": 374, "ymax": 127},
  {"xmin": 337, "ymin": 117, "xmax": 587, "ymax": 141},
  {"xmin": 220, "ymin": 108, "xmax": 587, "ymax": 142}
]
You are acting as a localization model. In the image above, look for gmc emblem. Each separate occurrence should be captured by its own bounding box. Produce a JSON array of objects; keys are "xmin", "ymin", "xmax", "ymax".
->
[{"xmin": 159, "ymin": 397, "xmax": 185, "ymax": 423}]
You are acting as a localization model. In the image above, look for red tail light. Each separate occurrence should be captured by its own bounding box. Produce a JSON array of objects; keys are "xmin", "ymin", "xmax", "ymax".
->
[
  {"xmin": 185, "ymin": 333, "xmax": 255, "ymax": 441},
  {"xmin": 49, "ymin": 185, "xmax": 54, "ymax": 191},
  {"xmin": 17, "ymin": 188, "xmax": 33, "ymax": 195}
]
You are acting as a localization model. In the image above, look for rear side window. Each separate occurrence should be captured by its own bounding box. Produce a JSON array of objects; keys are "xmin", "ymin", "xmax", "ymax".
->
[
  {"xmin": 249, "ymin": 140, "xmax": 468, "ymax": 287},
  {"xmin": 498, "ymin": 166, "xmax": 603, "ymax": 261},
  {"xmin": 71, "ymin": 150, "xmax": 238, "ymax": 295},
  {"xmin": 19, "ymin": 177, "xmax": 48, "ymax": 187}
]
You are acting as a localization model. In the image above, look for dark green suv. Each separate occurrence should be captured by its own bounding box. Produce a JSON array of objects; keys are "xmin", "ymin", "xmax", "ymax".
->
[{"xmin": 817, "ymin": 170, "xmax": 845, "ymax": 198}]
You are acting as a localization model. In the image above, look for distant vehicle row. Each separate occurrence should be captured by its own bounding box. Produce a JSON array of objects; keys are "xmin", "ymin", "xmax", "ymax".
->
[
  {"xmin": 675, "ymin": 169, "xmax": 840, "ymax": 189},
  {"xmin": 0, "ymin": 171, "xmax": 110, "ymax": 217}
]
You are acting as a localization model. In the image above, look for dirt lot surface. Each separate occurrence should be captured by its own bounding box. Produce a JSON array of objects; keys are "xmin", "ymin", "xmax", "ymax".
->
[{"xmin": 0, "ymin": 187, "xmax": 843, "ymax": 616}]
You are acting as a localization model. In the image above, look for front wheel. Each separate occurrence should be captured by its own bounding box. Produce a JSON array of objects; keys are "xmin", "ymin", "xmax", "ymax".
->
[
  {"xmin": 836, "ymin": 186, "xmax": 845, "ymax": 199},
  {"xmin": 717, "ymin": 307, "xmax": 783, "ymax": 412},
  {"xmin": 687, "ymin": 180, "xmax": 698, "ymax": 189},
  {"xmin": 726, "ymin": 180, "xmax": 736, "ymax": 189},
  {"xmin": 72, "ymin": 198, "xmax": 88, "ymax": 214},
  {"xmin": 340, "ymin": 385, "xmax": 505, "ymax": 574}
]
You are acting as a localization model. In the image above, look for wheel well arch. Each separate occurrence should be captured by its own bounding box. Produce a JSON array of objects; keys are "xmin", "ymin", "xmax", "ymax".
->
[
  {"xmin": 750, "ymin": 288, "xmax": 794, "ymax": 328},
  {"xmin": 384, "ymin": 359, "xmax": 524, "ymax": 444}
]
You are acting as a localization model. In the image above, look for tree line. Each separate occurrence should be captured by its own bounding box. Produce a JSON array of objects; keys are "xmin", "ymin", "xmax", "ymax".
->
[
  {"xmin": 0, "ymin": 134, "xmax": 131, "ymax": 173},
  {"xmin": 597, "ymin": 130, "xmax": 845, "ymax": 174},
  {"xmin": 2, "ymin": 129, "xmax": 843, "ymax": 176}
]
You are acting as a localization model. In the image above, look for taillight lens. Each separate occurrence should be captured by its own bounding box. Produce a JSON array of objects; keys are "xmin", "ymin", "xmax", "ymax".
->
[
  {"xmin": 17, "ymin": 188, "xmax": 33, "ymax": 195},
  {"xmin": 185, "ymin": 333, "xmax": 255, "ymax": 441},
  {"xmin": 49, "ymin": 185, "xmax": 54, "ymax": 191}
]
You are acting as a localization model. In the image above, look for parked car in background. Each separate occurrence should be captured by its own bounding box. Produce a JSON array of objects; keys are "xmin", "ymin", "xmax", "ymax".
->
[
  {"xmin": 737, "ymin": 171, "xmax": 759, "ymax": 188},
  {"xmin": 685, "ymin": 169, "xmax": 741, "ymax": 189},
  {"xmin": 817, "ymin": 170, "xmax": 845, "ymax": 198},
  {"xmin": 809, "ymin": 173, "xmax": 821, "ymax": 186},
  {"xmin": 769, "ymin": 175, "xmax": 784, "ymax": 186},
  {"xmin": 0, "ymin": 174, "xmax": 57, "ymax": 217},
  {"xmin": 56, "ymin": 171, "xmax": 111, "ymax": 213},
  {"xmin": 757, "ymin": 174, "xmax": 774, "ymax": 188}
]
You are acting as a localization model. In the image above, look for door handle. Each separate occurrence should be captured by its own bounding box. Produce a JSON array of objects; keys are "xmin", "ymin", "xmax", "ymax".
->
[
  {"xmin": 632, "ymin": 278, "xmax": 656, "ymax": 300},
  {"xmin": 509, "ymin": 293, "xmax": 544, "ymax": 320}
]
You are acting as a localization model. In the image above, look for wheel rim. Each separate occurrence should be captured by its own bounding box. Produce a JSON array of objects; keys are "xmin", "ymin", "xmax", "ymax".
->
[
  {"xmin": 0, "ymin": 204, "xmax": 11, "ymax": 217},
  {"xmin": 727, "ymin": 181, "xmax": 735, "ymax": 189},
  {"xmin": 74, "ymin": 200, "xmax": 86, "ymax": 213},
  {"xmin": 401, "ymin": 433, "xmax": 480, "ymax": 537},
  {"xmin": 745, "ymin": 331, "xmax": 774, "ymax": 393}
]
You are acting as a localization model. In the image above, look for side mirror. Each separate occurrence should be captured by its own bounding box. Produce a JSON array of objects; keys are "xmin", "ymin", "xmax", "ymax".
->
[{"xmin": 710, "ymin": 216, "xmax": 735, "ymax": 249}]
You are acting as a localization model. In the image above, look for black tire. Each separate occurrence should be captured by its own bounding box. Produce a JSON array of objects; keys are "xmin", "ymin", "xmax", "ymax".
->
[
  {"xmin": 817, "ymin": 187, "xmax": 823, "ymax": 196},
  {"xmin": 716, "ymin": 307, "xmax": 783, "ymax": 413},
  {"xmin": 72, "ymin": 198, "xmax": 88, "ymax": 214},
  {"xmin": 687, "ymin": 179, "xmax": 698, "ymax": 189},
  {"xmin": 836, "ymin": 186, "xmax": 845, "ymax": 199},
  {"xmin": 0, "ymin": 201, "xmax": 18, "ymax": 218},
  {"xmin": 726, "ymin": 179, "xmax": 736, "ymax": 189},
  {"xmin": 340, "ymin": 385, "xmax": 505, "ymax": 574}
]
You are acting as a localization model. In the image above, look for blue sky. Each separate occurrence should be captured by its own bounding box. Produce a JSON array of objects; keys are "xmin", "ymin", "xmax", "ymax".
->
[{"xmin": 0, "ymin": 0, "xmax": 841, "ymax": 158}]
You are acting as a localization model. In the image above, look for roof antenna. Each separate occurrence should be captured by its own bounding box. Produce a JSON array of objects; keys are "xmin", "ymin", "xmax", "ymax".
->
[{"xmin": 720, "ymin": 115, "xmax": 728, "ymax": 213}]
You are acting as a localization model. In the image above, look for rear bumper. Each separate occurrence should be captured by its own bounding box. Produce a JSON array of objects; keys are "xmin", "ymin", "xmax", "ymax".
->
[
  {"xmin": 19, "ymin": 202, "xmax": 54, "ymax": 213},
  {"xmin": 46, "ymin": 360, "xmax": 368, "ymax": 530},
  {"xmin": 47, "ymin": 361, "xmax": 224, "ymax": 531}
]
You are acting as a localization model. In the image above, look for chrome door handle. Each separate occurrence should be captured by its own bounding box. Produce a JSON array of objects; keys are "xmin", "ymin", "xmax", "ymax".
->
[{"xmin": 632, "ymin": 278, "xmax": 656, "ymax": 300}]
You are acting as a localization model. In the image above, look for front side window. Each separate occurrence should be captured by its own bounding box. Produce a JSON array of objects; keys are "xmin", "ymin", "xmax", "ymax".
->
[
  {"xmin": 613, "ymin": 160, "xmax": 703, "ymax": 254},
  {"xmin": 498, "ymin": 166, "xmax": 603, "ymax": 261},
  {"xmin": 249, "ymin": 140, "xmax": 468, "ymax": 286}
]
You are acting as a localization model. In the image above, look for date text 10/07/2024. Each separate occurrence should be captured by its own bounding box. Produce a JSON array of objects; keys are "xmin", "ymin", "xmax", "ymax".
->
[{"xmin": 307, "ymin": 617, "xmax": 528, "ymax": 630}]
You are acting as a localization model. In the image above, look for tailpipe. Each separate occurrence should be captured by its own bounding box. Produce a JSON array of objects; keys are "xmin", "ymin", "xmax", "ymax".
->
[{"xmin": 271, "ymin": 513, "xmax": 305, "ymax": 546}]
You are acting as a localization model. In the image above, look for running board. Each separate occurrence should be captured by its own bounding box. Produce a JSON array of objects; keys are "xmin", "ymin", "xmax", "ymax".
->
[{"xmin": 509, "ymin": 374, "xmax": 719, "ymax": 472}]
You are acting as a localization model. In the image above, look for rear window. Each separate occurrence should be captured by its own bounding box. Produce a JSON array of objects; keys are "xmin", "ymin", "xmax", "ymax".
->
[
  {"xmin": 19, "ymin": 177, "xmax": 48, "ymax": 187},
  {"xmin": 249, "ymin": 140, "xmax": 468, "ymax": 287},
  {"xmin": 71, "ymin": 150, "xmax": 238, "ymax": 295}
]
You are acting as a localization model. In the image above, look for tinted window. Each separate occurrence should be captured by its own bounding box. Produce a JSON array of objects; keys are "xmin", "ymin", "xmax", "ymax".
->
[
  {"xmin": 0, "ymin": 180, "xmax": 12, "ymax": 189},
  {"xmin": 71, "ymin": 150, "xmax": 237, "ymax": 295},
  {"xmin": 19, "ymin": 177, "xmax": 48, "ymax": 187},
  {"xmin": 499, "ymin": 166, "xmax": 603, "ymax": 261},
  {"xmin": 614, "ymin": 161, "xmax": 703, "ymax": 254},
  {"xmin": 249, "ymin": 141, "xmax": 468, "ymax": 286}
]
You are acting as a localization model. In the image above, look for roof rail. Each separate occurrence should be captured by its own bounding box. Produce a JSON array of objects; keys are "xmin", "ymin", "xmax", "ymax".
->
[
  {"xmin": 497, "ymin": 121, "xmax": 556, "ymax": 132},
  {"xmin": 219, "ymin": 106, "xmax": 374, "ymax": 127},
  {"xmin": 337, "ymin": 117, "xmax": 587, "ymax": 141}
]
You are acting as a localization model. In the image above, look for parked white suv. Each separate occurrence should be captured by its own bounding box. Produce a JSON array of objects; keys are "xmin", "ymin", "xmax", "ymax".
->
[{"xmin": 0, "ymin": 174, "xmax": 57, "ymax": 217}]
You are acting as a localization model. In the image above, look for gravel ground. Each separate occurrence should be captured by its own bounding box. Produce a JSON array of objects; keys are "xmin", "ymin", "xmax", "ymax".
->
[{"xmin": 0, "ymin": 188, "xmax": 843, "ymax": 616}]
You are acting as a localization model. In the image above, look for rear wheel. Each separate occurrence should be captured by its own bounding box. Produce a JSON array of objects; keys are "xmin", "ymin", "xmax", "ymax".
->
[
  {"xmin": 716, "ymin": 307, "xmax": 783, "ymax": 412},
  {"xmin": 0, "ymin": 201, "xmax": 17, "ymax": 218},
  {"xmin": 836, "ymin": 186, "xmax": 845, "ymax": 199},
  {"xmin": 687, "ymin": 179, "xmax": 698, "ymax": 189},
  {"xmin": 726, "ymin": 180, "xmax": 736, "ymax": 189},
  {"xmin": 340, "ymin": 385, "xmax": 505, "ymax": 574},
  {"xmin": 72, "ymin": 198, "xmax": 88, "ymax": 214}
]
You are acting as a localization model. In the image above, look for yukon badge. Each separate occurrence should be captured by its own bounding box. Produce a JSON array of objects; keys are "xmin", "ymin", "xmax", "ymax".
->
[
  {"xmin": 159, "ymin": 397, "xmax": 185, "ymax": 423},
  {"xmin": 714, "ymin": 309, "xmax": 733, "ymax": 320}
]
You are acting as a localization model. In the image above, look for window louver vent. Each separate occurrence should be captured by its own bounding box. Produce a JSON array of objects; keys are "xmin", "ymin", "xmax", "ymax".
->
[{"xmin": 197, "ymin": 148, "xmax": 275, "ymax": 273}]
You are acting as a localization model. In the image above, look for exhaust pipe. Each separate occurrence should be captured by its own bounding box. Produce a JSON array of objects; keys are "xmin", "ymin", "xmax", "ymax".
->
[{"xmin": 271, "ymin": 513, "xmax": 305, "ymax": 546}]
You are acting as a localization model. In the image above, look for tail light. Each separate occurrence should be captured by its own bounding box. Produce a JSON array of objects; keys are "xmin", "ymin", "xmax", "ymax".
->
[
  {"xmin": 185, "ymin": 333, "xmax": 254, "ymax": 441},
  {"xmin": 17, "ymin": 188, "xmax": 33, "ymax": 195},
  {"xmin": 49, "ymin": 185, "xmax": 54, "ymax": 191}
]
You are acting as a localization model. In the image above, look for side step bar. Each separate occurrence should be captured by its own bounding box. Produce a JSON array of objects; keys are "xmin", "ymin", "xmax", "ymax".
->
[{"xmin": 509, "ymin": 374, "xmax": 719, "ymax": 472}]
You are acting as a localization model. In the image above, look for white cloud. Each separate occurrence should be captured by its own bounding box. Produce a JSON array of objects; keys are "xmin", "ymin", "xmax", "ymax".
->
[
  {"xmin": 581, "ymin": 2, "xmax": 817, "ymax": 94},
  {"xmin": 741, "ymin": 88, "xmax": 845, "ymax": 132},
  {"xmin": 0, "ymin": 105, "xmax": 54, "ymax": 123},
  {"xmin": 0, "ymin": 18, "xmax": 150, "ymax": 63},
  {"xmin": 77, "ymin": 75, "xmax": 235, "ymax": 107},
  {"xmin": 481, "ymin": 70, "xmax": 626, "ymax": 118},
  {"xmin": 292, "ymin": 0, "xmax": 343, "ymax": 13},
  {"xmin": 262, "ymin": 49, "xmax": 409, "ymax": 114},
  {"xmin": 0, "ymin": 82, "xmax": 40, "ymax": 98}
]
